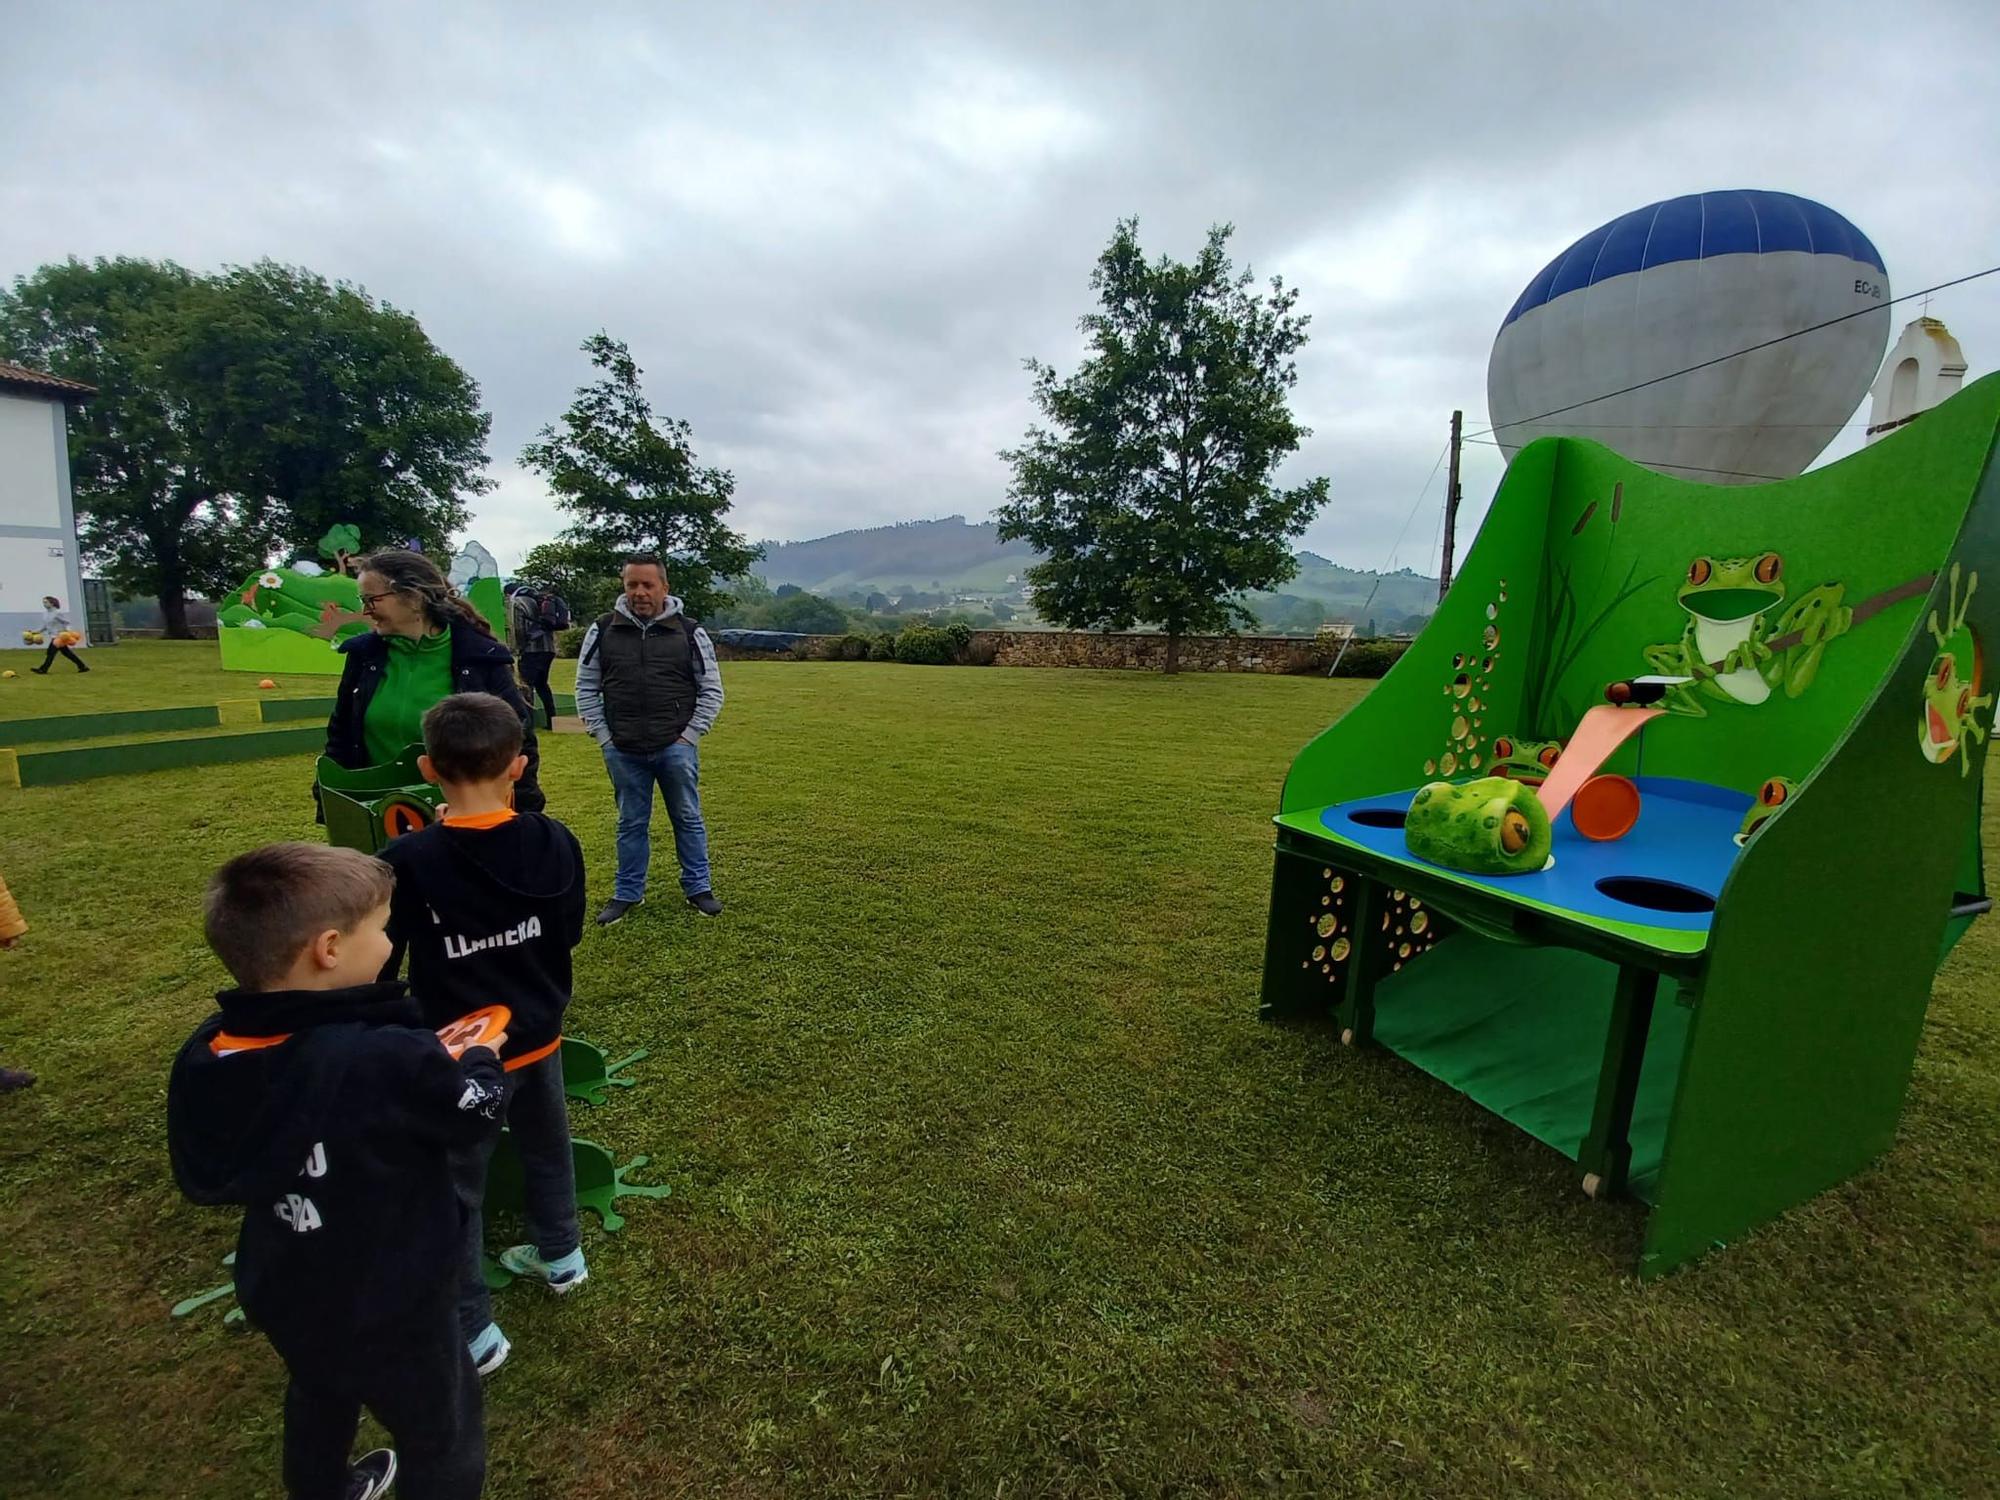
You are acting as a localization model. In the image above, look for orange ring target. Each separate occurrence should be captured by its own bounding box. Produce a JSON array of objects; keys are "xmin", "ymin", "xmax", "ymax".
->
[{"xmin": 381, "ymin": 799, "xmax": 432, "ymax": 839}]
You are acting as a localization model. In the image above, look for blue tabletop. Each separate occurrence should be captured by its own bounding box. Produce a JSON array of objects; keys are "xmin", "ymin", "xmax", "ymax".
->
[{"xmin": 1314, "ymin": 778, "xmax": 1754, "ymax": 934}]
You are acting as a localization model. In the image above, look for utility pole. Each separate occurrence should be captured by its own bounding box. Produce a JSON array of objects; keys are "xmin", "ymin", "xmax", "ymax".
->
[{"xmin": 1438, "ymin": 409, "xmax": 1463, "ymax": 601}]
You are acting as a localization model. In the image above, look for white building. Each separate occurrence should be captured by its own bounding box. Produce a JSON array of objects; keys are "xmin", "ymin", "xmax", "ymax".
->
[
  {"xmin": 1866, "ymin": 317, "xmax": 1968, "ymax": 442},
  {"xmin": 0, "ymin": 360, "xmax": 93, "ymax": 641}
]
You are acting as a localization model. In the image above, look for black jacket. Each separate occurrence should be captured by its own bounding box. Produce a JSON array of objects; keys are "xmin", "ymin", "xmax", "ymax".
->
[
  {"xmin": 380, "ymin": 812, "xmax": 586, "ymax": 1066},
  {"xmin": 324, "ymin": 621, "xmax": 545, "ymax": 813},
  {"xmin": 167, "ymin": 982, "xmax": 505, "ymax": 1365}
]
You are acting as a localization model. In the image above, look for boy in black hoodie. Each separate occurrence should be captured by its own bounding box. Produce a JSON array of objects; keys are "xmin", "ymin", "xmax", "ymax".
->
[
  {"xmin": 379, "ymin": 692, "xmax": 589, "ymax": 1377},
  {"xmin": 168, "ymin": 842, "xmax": 506, "ymax": 1500}
]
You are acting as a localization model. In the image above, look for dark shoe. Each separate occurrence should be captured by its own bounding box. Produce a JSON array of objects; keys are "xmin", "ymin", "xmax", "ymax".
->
[
  {"xmin": 596, "ymin": 897, "xmax": 641, "ymax": 927},
  {"xmin": 687, "ymin": 890, "xmax": 723, "ymax": 917},
  {"xmin": 345, "ymin": 1449, "xmax": 398, "ymax": 1500},
  {"xmin": 30, "ymin": 667, "xmax": 48, "ymax": 675},
  {"xmin": 0, "ymin": 1067, "xmax": 35, "ymax": 1094},
  {"xmin": 75, "ymin": 666, "xmax": 90, "ymax": 673}
]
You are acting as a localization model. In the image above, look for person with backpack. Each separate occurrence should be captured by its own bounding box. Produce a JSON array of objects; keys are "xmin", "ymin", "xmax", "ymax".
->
[
  {"xmin": 572, "ymin": 556, "xmax": 724, "ymax": 926},
  {"xmin": 510, "ymin": 584, "xmax": 564, "ymax": 731}
]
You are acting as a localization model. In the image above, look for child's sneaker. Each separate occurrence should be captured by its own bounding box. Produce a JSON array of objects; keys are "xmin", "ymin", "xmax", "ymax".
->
[
  {"xmin": 498, "ymin": 1244, "xmax": 589, "ymax": 1294},
  {"xmin": 468, "ymin": 1321, "xmax": 510, "ymax": 1377},
  {"xmin": 345, "ymin": 1448, "xmax": 397, "ymax": 1500}
]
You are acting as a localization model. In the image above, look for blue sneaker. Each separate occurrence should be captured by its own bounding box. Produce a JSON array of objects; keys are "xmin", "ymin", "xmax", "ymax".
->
[
  {"xmin": 468, "ymin": 1321, "xmax": 510, "ymax": 1377},
  {"xmin": 498, "ymin": 1244, "xmax": 589, "ymax": 1295}
]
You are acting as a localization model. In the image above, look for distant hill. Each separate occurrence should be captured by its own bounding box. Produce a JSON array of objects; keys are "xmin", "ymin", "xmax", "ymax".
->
[
  {"xmin": 754, "ymin": 517, "xmax": 1438, "ymax": 627},
  {"xmin": 757, "ymin": 517, "xmax": 1038, "ymax": 596}
]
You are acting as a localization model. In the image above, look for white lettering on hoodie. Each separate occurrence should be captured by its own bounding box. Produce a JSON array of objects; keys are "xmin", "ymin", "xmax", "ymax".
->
[{"xmin": 440, "ymin": 913, "xmax": 543, "ymax": 959}]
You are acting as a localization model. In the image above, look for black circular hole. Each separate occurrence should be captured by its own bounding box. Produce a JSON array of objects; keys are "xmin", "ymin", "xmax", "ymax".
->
[
  {"xmin": 1348, "ymin": 807, "xmax": 1408, "ymax": 829},
  {"xmin": 1594, "ymin": 876, "xmax": 1715, "ymax": 913}
]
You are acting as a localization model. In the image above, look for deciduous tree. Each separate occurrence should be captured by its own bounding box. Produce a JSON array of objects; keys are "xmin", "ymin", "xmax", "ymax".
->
[
  {"xmin": 996, "ymin": 220, "xmax": 1330, "ymax": 672},
  {"xmin": 521, "ymin": 334, "xmax": 760, "ymax": 621}
]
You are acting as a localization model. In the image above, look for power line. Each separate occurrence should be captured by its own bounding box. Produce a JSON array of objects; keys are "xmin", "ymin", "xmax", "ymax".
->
[
  {"xmin": 1467, "ymin": 263, "xmax": 2000, "ymax": 442},
  {"xmin": 1461, "ymin": 434, "xmax": 1788, "ymax": 482},
  {"xmin": 1327, "ymin": 440, "xmax": 1448, "ymax": 676}
]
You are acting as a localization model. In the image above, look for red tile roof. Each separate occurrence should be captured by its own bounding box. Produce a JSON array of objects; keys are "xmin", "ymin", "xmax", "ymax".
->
[{"xmin": 0, "ymin": 360, "xmax": 96, "ymax": 402}]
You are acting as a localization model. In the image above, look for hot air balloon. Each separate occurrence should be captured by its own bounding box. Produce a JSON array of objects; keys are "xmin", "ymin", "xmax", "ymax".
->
[{"xmin": 1486, "ymin": 190, "xmax": 1890, "ymax": 483}]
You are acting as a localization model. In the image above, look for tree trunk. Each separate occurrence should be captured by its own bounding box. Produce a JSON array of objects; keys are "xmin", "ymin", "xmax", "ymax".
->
[
  {"xmin": 1163, "ymin": 631, "xmax": 1182, "ymax": 675},
  {"xmin": 160, "ymin": 586, "xmax": 192, "ymax": 639}
]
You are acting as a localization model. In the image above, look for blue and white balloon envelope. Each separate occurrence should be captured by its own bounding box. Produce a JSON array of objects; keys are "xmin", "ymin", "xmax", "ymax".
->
[{"xmin": 1487, "ymin": 190, "xmax": 1891, "ymax": 483}]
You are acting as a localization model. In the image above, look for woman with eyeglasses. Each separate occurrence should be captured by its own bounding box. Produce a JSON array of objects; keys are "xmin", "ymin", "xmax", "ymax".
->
[{"xmin": 321, "ymin": 549, "xmax": 546, "ymax": 811}]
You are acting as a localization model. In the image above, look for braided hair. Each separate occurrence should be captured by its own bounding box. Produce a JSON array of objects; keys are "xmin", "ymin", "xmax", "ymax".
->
[{"xmin": 354, "ymin": 548, "xmax": 493, "ymax": 637}]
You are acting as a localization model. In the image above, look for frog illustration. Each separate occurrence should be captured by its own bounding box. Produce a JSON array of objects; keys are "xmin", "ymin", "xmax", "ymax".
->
[
  {"xmin": 1487, "ymin": 735, "xmax": 1563, "ymax": 786},
  {"xmin": 1733, "ymin": 776, "xmax": 1794, "ymax": 846},
  {"xmin": 1919, "ymin": 563, "xmax": 1990, "ymax": 775},
  {"xmin": 1643, "ymin": 553, "xmax": 1852, "ymax": 716},
  {"xmin": 1404, "ymin": 775, "xmax": 1552, "ymax": 876}
]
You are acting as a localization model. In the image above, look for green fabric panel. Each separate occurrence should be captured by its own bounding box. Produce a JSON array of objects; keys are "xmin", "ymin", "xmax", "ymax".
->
[
  {"xmin": 1642, "ymin": 380, "xmax": 2000, "ymax": 1279},
  {"xmin": 1281, "ymin": 444, "xmax": 1558, "ymax": 812},
  {"xmin": 0, "ymin": 705, "xmax": 219, "ymax": 745},
  {"xmin": 256, "ymin": 696, "xmax": 337, "ymax": 723},
  {"xmin": 1526, "ymin": 387, "xmax": 2000, "ymax": 795},
  {"xmin": 14, "ymin": 725, "xmax": 324, "ymax": 786},
  {"xmin": 1373, "ymin": 934, "xmax": 1689, "ymax": 1203},
  {"xmin": 363, "ymin": 630, "xmax": 452, "ymax": 766},
  {"xmin": 216, "ymin": 627, "xmax": 348, "ymax": 675}
]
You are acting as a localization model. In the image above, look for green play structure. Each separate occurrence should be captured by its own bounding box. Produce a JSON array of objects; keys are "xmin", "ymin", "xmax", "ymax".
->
[
  {"xmin": 1261, "ymin": 373, "xmax": 2000, "ymax": 1277},
  {"xmin": 314, "ymin": 746, "xmax": 444, "ymax": 854}
]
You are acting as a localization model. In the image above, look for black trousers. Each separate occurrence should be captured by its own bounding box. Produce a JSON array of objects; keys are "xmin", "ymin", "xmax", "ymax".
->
[
  {"xmin": 273, "ymin": 1300, "xmax": 485, "ymax": 1500},
  {"xmin": 518, "ymin": 651, "xmax": 556, "ymax": 729},
  {"xmin": 38, "ymin": 644, "xmax": 86, "ymax": 672}
]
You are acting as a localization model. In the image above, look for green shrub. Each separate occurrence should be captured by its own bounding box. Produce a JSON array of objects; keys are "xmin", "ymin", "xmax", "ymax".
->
[
  {"xmin": 944, "ymin": 622, "xmax": 973, "ymax": 658},
  {"xmin": 894, "ymin": 624, "xmax": 956, "ymax": 665},
  {"xmin": 840, "ymin": 633, "xmax": 871, "ymax": 661},
  {"xmin": 555, "ymin": 625, "xmax": 588, "ymax": 659},
  {"xmin": 1329, "ymin": 639, "xmax": 1411, "ymax": 678},
  {"xmin": 868, "ymin": 634, "xmax": 897, "ymax": 662}
]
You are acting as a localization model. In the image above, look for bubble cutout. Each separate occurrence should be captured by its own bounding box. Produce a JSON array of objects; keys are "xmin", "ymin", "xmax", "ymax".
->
[
  {"xmin": 1451, "ymin": 715, "xmax": 1469, "ymax": 740},
  {"xmin": 1312, "ymin": 944, "xmax": 1326, "ymax": 961},
  {"xmin": 1331, "ymin": 938, "xmax": 1351, "ymax": 962},
  {"xmin": 1483, "ymin": 625, "xmax": 1500, "ymax": 650},
  {"xmin": 1440, "ymin": 751, "xmax": 1458, "ymax": 775},
  {"xmin": 1411, "ymin": 910, "xmax": 1430, "ymax": 934},
  {"xmin": 1331, "ymin": 876, "xmax": 1345, "ymax": 893},
  {"xmin": 1469, "ymin": 754, "xmax": 1481, "ymax": 768},
  {"xmin": 1452, "ymin": 675, "xmax": 1472, "ymax": 698},
  {"xmin": 1316, "ymin": 913, "xmax": 1338, "ymax": 938},
  {"xmin": 1487, "ymin": 603, "xmax": 1498, "ymax": 620},
  {"xmin": 1424, "ymin": 758, "xmax": 1437, "ymax": 775},
  {"xmin": 1399, "ymin": 942, "xmax": 1413, "ymax": 958}
]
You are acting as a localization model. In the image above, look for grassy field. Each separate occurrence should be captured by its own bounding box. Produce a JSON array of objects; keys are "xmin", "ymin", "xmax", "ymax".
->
[
  {"xmin": 0, "ymin": 638, "xmax": 580, "ymax": 719},
  {"xmin": 2, "ymin": 645, "xmax": 1996, "ymax": 1497}
]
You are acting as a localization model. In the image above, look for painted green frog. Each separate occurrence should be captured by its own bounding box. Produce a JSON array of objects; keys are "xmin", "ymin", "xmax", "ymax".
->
[
  {"xmin": 1404, "ymin": 776, "xmax": 1552, "ymax": 876},
  {"xmin": 1920, "ymin": 563, "xmax": 1990, "ymax": 775},
  {"xmin": 1732, "ymin": 776, "xmax": 1795, "ymax": 846},
  {"xmin": 1643, "ymin": 553, "xmax": 1851, "ymax": 716},
  {"xmin": 1487, "ymin": 735, "xmax": 1563, "ymax": 786}
]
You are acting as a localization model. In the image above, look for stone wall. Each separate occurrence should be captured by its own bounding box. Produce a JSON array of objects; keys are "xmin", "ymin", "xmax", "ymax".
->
[
  {"xmin": 715, "ymin": 628, "xmax": 1345, "ymax": 673},
  {"xmin": 972, "ymin": 629, "xmax": 1326, "ymax": 674}
]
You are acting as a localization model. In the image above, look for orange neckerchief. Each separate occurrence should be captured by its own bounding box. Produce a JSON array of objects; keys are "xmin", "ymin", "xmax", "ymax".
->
[{"xmin": 441, "ymin": 808, "xmax": 518, "ymax": 829}]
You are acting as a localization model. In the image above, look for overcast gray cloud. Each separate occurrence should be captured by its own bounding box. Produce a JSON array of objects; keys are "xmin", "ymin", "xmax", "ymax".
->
[{"xmin": 5, "ymin": 0, "xmax": 1996, "ymax": 575}]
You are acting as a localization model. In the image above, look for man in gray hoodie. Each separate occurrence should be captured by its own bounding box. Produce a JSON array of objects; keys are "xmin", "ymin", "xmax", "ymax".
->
[{"xmin": 573, "ymin": 556, "xmax": 726, "ymax": 926}]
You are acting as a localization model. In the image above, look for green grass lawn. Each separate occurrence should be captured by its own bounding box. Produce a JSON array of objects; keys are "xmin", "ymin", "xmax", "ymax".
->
[{"xmin": 2, "ymin": 648, "xmax": 1996, "ymax": 1497}]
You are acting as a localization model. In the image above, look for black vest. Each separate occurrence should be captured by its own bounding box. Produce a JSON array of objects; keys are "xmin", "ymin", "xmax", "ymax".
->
[{"xmin": 590, "ymin": 611, "xmax": 703, "ymax": 754}]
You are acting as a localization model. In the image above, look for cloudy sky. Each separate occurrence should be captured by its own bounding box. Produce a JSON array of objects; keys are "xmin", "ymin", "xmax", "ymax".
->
[{"xmin": 6, "ymin": 1, "xmax": 1997, "ymax": 576}]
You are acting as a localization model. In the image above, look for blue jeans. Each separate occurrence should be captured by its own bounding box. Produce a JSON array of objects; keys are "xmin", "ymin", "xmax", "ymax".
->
[{"xmin": 604, "ymin": 738, "xmax": 711, "ymax": 901}]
